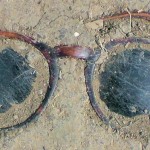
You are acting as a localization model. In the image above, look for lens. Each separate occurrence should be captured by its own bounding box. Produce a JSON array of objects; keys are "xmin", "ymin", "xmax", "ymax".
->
[
  {"xmin": 0, "ymin": 38, "xmax": 49, "ymax": 129},
  {"xmin": 91, "ymin": 14, "xmax": 150, "ymax": 142},
  {"xmin": 100, "ymin": 48, "xmax": 150, "ymax": 117}
]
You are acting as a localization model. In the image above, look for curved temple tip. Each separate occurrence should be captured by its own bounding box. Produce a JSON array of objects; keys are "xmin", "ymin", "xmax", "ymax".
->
[{"xmin": 54, "ymin": 45, "xmax": 94, "ymax": 60}]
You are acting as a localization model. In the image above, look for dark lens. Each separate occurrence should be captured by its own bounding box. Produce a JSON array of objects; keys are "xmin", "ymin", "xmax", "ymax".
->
[{"xmin": 100, "ymin": 48, "xmax": 150, "ymax": 117}]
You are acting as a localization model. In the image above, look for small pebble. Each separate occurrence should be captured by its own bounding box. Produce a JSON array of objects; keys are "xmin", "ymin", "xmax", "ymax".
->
[
  {"xmin": 13, "ymin": 115, "xmax": 18, "ymax": 120},
  {"xmin": 74, "ymin": 32, "xmax": 80, "ymax": 37},
  {"xmin": 129, "ymin": 106, "xmax": 137, "ymax": 113},
  {"xmin": 59, "ymin": 70, "xmax": 62, "ymax": 79},
  {"xmin": 144, "ymin": 109, "xmax": 148, "ymax": 114},
  {"xmin": 39, "ymin": 89, "xmax": 43, "ymax": 95}
]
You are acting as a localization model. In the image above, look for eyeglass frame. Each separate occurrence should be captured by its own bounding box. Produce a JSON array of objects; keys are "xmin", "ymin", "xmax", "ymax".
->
[{"xmin": 0, "ymin": 10, "xmax": 149, "ymax": 131}]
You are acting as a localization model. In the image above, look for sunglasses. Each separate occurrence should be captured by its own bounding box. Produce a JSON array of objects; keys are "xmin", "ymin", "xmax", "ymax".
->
[{"xmin": 0, "ymin": 11, "xmax": 149, "ymax": 132}]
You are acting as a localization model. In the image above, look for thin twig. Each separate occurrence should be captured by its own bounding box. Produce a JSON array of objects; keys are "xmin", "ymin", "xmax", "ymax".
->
[
  {"xmin": 125, "ymin": 8, "xmax": 132, "ymax": 33},
  {"xmin": 101, "ymin": 11, "xmax": 150, "ymax": 21},
  {"xmin": 95, "ymin": 35, "xmax": 107, "ymax": 52}
]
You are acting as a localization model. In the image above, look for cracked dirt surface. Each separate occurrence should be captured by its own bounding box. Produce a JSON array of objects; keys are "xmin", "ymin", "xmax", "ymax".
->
[{"xmin": 0, "ymin": 0, "xmax": 150, "ymax": 150}]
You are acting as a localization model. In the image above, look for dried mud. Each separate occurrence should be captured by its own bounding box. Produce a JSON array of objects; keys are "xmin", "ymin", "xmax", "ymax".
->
[{"xmin": 0, "ymin": 0, "xmax": 150, "ymax": 150}]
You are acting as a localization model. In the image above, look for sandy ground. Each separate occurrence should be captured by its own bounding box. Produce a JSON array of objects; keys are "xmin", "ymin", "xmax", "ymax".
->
[{"xmin": 0, "ymin": 0, "xmax": 150, "ymax": 150}]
